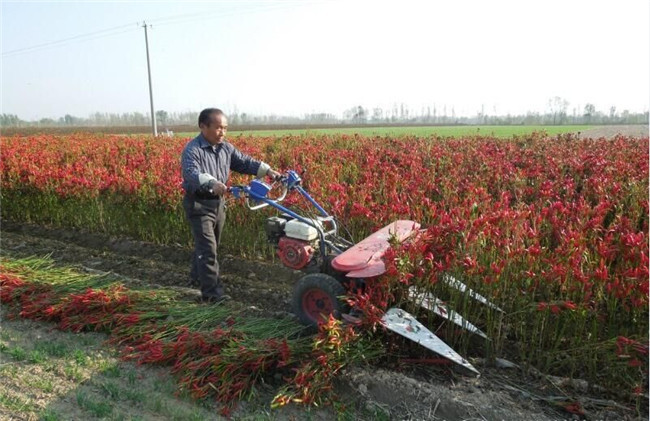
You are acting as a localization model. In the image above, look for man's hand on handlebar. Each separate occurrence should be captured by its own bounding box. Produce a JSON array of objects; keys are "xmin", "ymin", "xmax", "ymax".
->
[
  {"xmin": 207, "ymin": 179, "xmax": 228, "ymax": 196},
  {"xmin": 266, "ymin": 168, "xmax": 283, "ymax": 182}
]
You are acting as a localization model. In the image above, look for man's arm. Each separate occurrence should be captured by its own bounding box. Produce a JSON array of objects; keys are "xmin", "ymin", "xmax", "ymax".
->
[
  {"xmin": 182, "ymin": 144, "xmax": 227, "ymax": 195},
  {"xmin": 230, "ymin": 146, "xmax": 279, "ymax": 179},
  {"xmin": 181, "ymin": 145, "xmax": 202, "ymax": 193}
]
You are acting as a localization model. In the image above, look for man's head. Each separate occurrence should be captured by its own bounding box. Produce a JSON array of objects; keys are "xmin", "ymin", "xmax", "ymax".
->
[{"xmin": 198, "ymin": 108, "xmax": 228, "ymax": 145}]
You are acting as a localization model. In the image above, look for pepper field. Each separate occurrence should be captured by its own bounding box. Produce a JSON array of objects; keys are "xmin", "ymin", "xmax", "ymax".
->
[{"xmin": 1, "ymin": 131, "xmax": 648, "ymax": 414}]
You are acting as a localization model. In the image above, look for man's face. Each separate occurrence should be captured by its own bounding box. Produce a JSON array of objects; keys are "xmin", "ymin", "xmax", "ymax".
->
[{"xmin": 200, "ymin": 114, "xmax": 228, "ymax": 145}]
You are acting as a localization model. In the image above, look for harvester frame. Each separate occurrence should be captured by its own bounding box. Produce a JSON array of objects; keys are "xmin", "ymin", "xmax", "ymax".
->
[{"xmin": 230, "ymin": 170, "xmax": 502, "ymax": 375}]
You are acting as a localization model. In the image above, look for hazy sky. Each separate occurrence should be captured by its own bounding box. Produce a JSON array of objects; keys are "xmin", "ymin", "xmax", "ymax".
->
[{"xmin": 2, "ymin": 0, "xmax": 649, "ymax": 120}]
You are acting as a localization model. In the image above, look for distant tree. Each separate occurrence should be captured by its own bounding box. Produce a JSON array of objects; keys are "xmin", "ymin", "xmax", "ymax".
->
[
  {"xmin": 156, "ymin": 110, "xmax": 168, "ymax": 126},
  {"xmin": 305, "ymin": 113, "xmax": 335, "ymax": 123},
  {"xmin": 343, "ymin": 106, "xmax": 367, "ymax": 123},
  {"xmin": 0, "ymin": 114, "xmax": 23, "ymax": 127},
  {"xmin": 132, "ymin": 112, "xmax": 147, "ymax": 125},
  {"xmin": 38, "ymin": 118, "xmax": 56, "ymax": 126},
  {"xmin": 400, "ymin": 103, "xmax": 409, "ymax": 120},
  {"xmin": 390, "ymin": 104, "xmax": 398, "ymax": 122},
  {"xmin": 91, "ymin": 112, "xmax": 106, "ymax": 126},
  {"xmin": 372, "ymin": 107, "xmax": 383, "ymax": 122},
  {"xmin": 354, "ymin": 106, "xmax": 367, "ymax": 123},
  {"xmin": 621, "ymin": 109, "xmax": 630, "ymax": 122},
  {"xmin": 609, "ymin": 106, "xmax": 617, "ymax": 122},
  {"xmin": 110, "ymin": 113, "xmax": 125, "ymax": 125},
  {"xmin": 548, "ymin": 96, "xmax": 569, "ymax": 124},
  {"xmin": 583, "ymin": 103, "xmax": 596, "ymax": 124},
  {"xmin": 523, "ymin": 111, "xmax": 540, "ymax": 125},
  {"xmin": 2, "ymin": 104, "xmax": 646, "ymax": 130}
]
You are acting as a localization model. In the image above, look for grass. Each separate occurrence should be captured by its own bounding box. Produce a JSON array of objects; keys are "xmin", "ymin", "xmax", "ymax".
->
[
  {"xmin": 34, "ymin": 341, "xmax": 69, "ymax": 358},
  {"xmin": 27, "ymin": 377, "xmax": 55, "ymax": 393},
  {"xmin": 6, "ymin": 346, "xmax": 27, "ymax": 361},
  {"xmin": 126, "ymin": 368, "xmax": 138, "ymax": 385},
  {"xmin": 0, "ymin": 393, "xmax": 37, "ymax": 413},
  {"xmin": 187, "ymin": 124, "xmax": 594, "ymax": 138},
  {"xmin": 40, "ymin": 409, "xmax": 61, "ymax": 421},
  {"xmin": 75, "ymin": 390, "xmax": 113, "ymax": 418},
  {"xmin": 27, "ymin": 349, "xmax": 46, "ymax": 364},
  {"xmin": 121, "ymin": 386, "xmax": 147, "ymax": 403},
  {"xmin": 63, "ymin": 363, "xmax": 84, "ymax": 382},
  {"xmin": 72, "ymin": 349, "xmax": 87, "ymax": 366},
  {"xmin": 99, "ymin": 381, "xmax": 121, "ymax": 400},
  {"xmin": 99, "ymin": 361, "xmax": 121, "ymax": 378},
  {"xmin": 0, "ymin": 310, "xmax": 225, "ymax": 420}
]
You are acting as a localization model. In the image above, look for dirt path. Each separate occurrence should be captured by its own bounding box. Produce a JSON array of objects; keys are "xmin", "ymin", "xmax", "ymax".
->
[
  {"xmin": 1, "ymin": 221, "xmax": 645, "ymax": 420},
  {"xmin": 577, "ymin": 125, "xmax": 648, "ymax": 139}
]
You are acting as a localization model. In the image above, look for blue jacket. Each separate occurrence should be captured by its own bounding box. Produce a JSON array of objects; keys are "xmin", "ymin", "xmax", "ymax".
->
[{"xmin": 181, "ymin": 133, "xmax": 266, "ymax": 195}]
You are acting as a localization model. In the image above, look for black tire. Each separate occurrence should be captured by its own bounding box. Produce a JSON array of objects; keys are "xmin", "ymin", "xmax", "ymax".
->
[{"xmin": 292, "ymin": 273, "xmax": 346, "ymax": 327}]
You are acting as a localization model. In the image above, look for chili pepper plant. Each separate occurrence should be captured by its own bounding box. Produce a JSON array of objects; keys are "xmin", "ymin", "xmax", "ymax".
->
[{"xmin": 1, "ymin": 131, "xmax": 648, "ymax": 399}]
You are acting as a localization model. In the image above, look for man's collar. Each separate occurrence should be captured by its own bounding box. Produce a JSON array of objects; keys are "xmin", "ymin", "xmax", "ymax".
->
[
  {"xmin": 197, "ymin": 133, "xmax": 225, "ymax": 149},
  {"xmin": 197, "ymin": 133, "xmax": 211, "ymax": 148}
]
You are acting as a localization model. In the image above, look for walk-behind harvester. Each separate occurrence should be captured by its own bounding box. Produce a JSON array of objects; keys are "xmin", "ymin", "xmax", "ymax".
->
[{"xmin": 230, "ymin": 170, "xmax": 503, "ymax": 375}]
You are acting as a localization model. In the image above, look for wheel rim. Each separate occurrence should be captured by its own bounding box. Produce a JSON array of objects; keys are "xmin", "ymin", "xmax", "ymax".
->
[{"xmin": 302, "ymin": 288, "xmax": 335, "ymax": 323}]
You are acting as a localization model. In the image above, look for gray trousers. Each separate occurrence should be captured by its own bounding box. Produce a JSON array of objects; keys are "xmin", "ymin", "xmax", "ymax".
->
[{"xmin": 183, "ymin": 195, "xmax": 226, "ymax": 299}]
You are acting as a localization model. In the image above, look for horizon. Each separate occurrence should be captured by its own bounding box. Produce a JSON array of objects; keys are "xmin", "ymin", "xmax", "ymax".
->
[
  {"xmin": 2, "ymin": 0, "xmax": 649, "ymax": 121},
  {"xmin": 4, "ymin": 104, "xmax": 649, "ymax": 125}
]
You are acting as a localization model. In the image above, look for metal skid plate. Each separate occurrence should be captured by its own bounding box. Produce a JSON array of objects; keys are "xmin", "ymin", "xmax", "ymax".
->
[
  {"xmin": 408, "ymin": 287, "xmax": 488, "ymax": 340},
  {"xmin": 381, "ymin": 308, "xmax": 480, "ymax": 375},
  {"xmin": 442, "ymin": 274, "xmax": 504, "ymax": 313}
]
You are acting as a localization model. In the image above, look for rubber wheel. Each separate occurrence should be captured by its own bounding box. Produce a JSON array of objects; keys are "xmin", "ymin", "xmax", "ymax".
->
[{"xmin": 292, "ymin": 273, "xmax": 346, "ymax": 327}]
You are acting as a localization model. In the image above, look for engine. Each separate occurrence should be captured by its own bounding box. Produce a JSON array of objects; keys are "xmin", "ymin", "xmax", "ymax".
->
[
  {"xmin": 266, "ymin": 216, "xmax": 321, "ymax": 270},
  {"xmin": 277, "ymin": 237, "xmax": 314, "ymax": 270},
  {"xmin": 265, "ymin": 216, "xmax": 288, "ymax": 244}
]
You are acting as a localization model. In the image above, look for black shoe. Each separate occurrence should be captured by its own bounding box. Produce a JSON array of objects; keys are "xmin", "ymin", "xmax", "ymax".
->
[{"xmin": 196, "ymin": 294, "xmax": 231, "ymax": 304}]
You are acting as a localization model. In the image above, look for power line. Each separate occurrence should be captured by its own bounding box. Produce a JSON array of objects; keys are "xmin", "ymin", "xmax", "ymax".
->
[
  {"xmin": 2, "ymin": 22, "xmax": 140, "ymax": 57},
  {"xmin": 2, "ymin": 1, "xmax": 326, "ymax": 57},
  {"xmin": 148, "ymin": 1, "xmax": 320, "ymax": 28},
  {"xmin": 2, "ymin": 27, "xmax": 141, "ymax": 58}
]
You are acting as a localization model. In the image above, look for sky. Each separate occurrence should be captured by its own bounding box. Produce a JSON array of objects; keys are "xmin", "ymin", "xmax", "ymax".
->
[{"xmin": 2, "ymin": 0, "xmax": 649, "ymax": 121}]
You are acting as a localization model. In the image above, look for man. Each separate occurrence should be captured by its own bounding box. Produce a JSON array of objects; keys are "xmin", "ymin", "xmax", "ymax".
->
[{"xmin": 181, "ymin": 108, "xmax": 281, "ymax": 303}]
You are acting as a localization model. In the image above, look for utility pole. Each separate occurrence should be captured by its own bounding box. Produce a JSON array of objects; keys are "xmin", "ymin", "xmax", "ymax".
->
[{"xmin": 142, "ymin": 21, "xmax": 157, "ymax": 136}]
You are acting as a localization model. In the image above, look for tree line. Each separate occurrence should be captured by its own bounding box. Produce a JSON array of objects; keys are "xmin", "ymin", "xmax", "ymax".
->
[{"xmin": 1, "ymin": 101, "xmax": 648, "ymax": 128}]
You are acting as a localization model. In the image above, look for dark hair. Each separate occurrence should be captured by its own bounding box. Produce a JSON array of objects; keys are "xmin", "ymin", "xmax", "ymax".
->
[{"xmin": 198, "ymin": 108, "xmax": 225, "ymax": 127}]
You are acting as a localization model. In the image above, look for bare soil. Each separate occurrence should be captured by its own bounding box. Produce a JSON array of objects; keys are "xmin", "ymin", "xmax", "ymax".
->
[
  {"xmin": 576, "ymin": 125, "xmax": 648, "ymax": 139},
  {"xmin": 1, "ymin": 220, "xmax": 646, "ymax": 420}
]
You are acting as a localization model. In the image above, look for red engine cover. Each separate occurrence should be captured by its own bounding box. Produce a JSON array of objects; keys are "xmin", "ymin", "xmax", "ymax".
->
[{"xmin": 277, "ymin": 237, "xmax": 314, "ymax": 270}]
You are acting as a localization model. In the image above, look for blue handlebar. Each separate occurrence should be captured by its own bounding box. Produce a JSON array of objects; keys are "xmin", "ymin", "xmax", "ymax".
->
[{"xmin": 228, "ymin": 169, "xmax": 329, "ymax": 219}]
